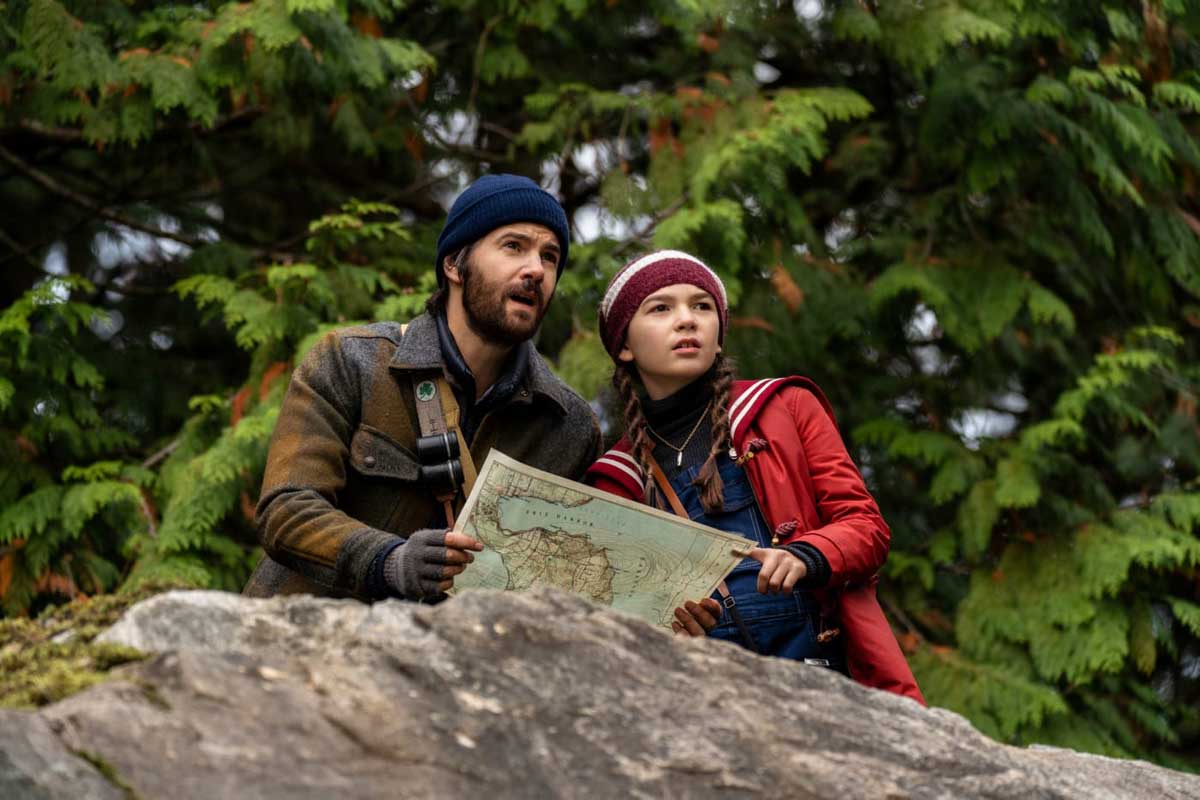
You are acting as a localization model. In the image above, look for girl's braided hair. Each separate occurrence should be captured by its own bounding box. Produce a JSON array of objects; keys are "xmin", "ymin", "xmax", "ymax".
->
[
  {"xmin": 612, "ymin": 363, "xmax": 657, "ymax": 508},
  {"xmin": 612, "ymin": 352, "xmax": 736, "ymax": 515},
  {"xmin": 692, "ymin": 353, "xmax": 736, "ymax": 513}
]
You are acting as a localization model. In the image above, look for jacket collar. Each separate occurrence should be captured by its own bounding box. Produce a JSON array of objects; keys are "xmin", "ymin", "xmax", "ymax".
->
[
  {"xmin": 388, "ymin": 312, "xmax": 443, "ymax": 370},
  {"xmin": 388, "ymin": 312, "xmax": 569, "ymax": 414},
  {"xmin": 596, "ymin": 376, "xmax": 836, "ymax": 462},
  {"xmin": 434, "ymin": 310, "xmax": 531, "ymax": 411}
]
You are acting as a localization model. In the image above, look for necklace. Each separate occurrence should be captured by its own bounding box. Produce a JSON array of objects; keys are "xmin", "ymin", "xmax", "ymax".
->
[{"xmin": 644, "ymin": 400, "xmax": 712, "ymax": 467}]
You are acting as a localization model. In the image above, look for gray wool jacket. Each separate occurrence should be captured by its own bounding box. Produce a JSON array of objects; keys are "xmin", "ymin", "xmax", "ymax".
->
[{"xmin": 242, "ymin": 313, "xmax": 601, "ymax": 600}]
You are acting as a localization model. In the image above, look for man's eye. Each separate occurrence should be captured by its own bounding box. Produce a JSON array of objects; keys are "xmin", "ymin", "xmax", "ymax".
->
[
  {"xmin": 542, "ymin": 252, "xmax": 559, "ymax": 265},
  {"xmin": 503, "ymin": 241, "xmax": 520, "ymax": 251}
]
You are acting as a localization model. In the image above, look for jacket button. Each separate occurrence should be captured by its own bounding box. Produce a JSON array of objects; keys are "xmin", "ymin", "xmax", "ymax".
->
[
  {"xmin": 519, "ymin": 389, "xmax": 529, "ymax": 397},
  {"xmin": 364, "ymin": 456, "xmax": 376, "ymax": 467}
]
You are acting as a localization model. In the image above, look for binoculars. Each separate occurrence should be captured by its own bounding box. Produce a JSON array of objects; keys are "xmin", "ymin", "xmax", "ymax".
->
[{"xmin": 416, "ymin": 431, "xmax": 464, "ymax": 494}]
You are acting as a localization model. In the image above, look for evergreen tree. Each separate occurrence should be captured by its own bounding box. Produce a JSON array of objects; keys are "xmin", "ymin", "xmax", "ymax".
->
[{"xmin": 1, "ymin": 0, "xmax": 1198, "ymax": 768}]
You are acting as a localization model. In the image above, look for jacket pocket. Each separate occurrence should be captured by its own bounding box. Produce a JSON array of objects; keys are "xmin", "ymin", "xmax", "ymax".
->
[
  {"xmin": 349, "ymin": 424, "xmax": 420, "ymax": 481},
  {"xmin": 346, "ymin": 425, "xmax": 425, "ymax": 533}
]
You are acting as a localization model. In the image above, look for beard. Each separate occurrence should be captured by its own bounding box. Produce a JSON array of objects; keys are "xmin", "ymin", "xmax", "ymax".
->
[{"xmin": 460, "ymin": 262, "xmax": 550, "ymax": 346}]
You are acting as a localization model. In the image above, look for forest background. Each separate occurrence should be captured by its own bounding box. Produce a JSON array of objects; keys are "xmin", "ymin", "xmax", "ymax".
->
[{"xmin": 1, "ymin": 0, "xmax": 1199, "ymax": 770}]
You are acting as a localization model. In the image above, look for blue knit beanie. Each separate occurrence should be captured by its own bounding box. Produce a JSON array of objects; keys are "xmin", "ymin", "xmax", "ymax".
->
[{"xmin": 435, "ymin": 174, "xmax": 570, "ymax": 285}]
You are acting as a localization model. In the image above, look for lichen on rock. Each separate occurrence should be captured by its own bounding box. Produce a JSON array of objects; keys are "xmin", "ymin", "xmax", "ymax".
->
[{"xmin": 0, "ymin": 583, "xmax": 184, "ymax": 709}]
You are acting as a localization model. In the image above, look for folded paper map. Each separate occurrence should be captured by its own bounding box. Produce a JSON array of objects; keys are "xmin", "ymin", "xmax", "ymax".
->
[{"xmin": 448, "ymin": 450, "xmax": 750, "ymax": 629}]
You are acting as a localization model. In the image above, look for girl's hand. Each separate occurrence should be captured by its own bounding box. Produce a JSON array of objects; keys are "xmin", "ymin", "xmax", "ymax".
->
[
  {"xmin": 671, "ymin": 597, "xmax": 722, "ymax": 636},
  {"xmin": 739, "ymin": 547, "xmax": 808, "ymax": 595}
]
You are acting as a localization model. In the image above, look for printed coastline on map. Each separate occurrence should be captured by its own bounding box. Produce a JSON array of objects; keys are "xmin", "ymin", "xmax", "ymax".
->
[{"xmin": 447, "ymin": 449, "xmax": 751, "ymax": 629}]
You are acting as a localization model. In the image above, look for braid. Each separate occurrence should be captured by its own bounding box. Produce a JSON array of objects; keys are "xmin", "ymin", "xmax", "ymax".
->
[
  {"xmin": 613, "ymin": 364, "xmax": 657, "ymax": 505},
  {"xmin": 692, "ymin": 353, "xmax": 736, "ymax": 514}
]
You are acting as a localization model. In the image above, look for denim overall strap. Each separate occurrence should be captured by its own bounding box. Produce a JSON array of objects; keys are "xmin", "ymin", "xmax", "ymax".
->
[{"xmin": 647, "ymin": 459, "xmax": 760, "ymax": 654}]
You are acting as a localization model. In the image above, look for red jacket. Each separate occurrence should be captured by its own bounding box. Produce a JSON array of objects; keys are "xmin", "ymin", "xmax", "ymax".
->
[{"xmin": 585, "ymin": 377, "xmax": 925, "ymax": 704}]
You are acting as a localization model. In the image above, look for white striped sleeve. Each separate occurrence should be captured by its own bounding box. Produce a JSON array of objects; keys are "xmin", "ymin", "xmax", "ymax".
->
[{"xmin": 593, "ymin": 455, "xmax": 643, "ymax": 486}]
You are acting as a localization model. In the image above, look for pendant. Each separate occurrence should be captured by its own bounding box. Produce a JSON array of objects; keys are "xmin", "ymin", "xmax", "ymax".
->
[
  {"xmin": 728, "ymin": 447, "xmax": 737, "ymax": 460},
  {"xmin": 676, "ymin": 452, "xmax": 683, "ymax": 467}
]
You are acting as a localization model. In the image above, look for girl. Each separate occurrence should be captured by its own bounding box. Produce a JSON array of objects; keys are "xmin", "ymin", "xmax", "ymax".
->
[{"xmin": 585, "ymin": 250, "xmax": 924, "ymax": 703}]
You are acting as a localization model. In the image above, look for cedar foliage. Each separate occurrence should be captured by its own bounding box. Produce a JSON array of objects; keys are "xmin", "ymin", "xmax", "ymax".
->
[{"xmin": 1, "ymin": 0, "xmax": 1198, "ymax": 769}]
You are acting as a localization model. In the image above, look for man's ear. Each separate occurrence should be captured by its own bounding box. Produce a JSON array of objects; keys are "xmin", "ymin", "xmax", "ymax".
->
[{"xmin": 443, "ymin": 255, "xmax": 464, "ymax": 288}]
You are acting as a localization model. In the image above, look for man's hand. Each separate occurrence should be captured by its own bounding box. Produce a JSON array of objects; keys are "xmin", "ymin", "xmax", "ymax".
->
[
  {"xmin": 671, "ymin": 597, "xmax": 722, "ymax": 637},
  {"xmin": 384, "ymin": 529, "xmax": 484, "ymax": 599},
  {"xmin": 737, "ymin": 547, "xmax": 808, "ymax": 595}
]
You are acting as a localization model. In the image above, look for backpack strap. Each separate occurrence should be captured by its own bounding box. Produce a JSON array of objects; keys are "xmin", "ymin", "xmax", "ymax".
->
[
  {"xmin": 399, "ymin": 323, "xmax": 477, "ymax": 527},
  {"xmin": 434, "ymin": 377, "xmax": 478, "ymax": 498}
]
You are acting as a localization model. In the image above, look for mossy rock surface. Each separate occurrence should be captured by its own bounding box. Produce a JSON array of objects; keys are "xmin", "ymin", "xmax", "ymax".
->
[{"xmin": 0, "ymin": 583, "xmax": 188, "ymax": 709}]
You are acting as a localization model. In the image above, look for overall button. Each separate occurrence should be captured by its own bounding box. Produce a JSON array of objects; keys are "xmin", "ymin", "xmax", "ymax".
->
[{"xmin": 364, "ymin": 456, "xmax": 377, "ymax": 467}]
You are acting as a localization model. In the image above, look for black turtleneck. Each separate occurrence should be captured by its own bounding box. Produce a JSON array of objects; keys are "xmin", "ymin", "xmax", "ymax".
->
[
  {"xmin": 434, "ymin": 311, "xmax": 529, "ymax": 445},
  {"xmin": 641, "ymin": 365, "xmax": 718, "ymax": 477}
]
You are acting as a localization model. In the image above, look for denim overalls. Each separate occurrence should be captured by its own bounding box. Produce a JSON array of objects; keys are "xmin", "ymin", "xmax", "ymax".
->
[{"xmin": 669, "ymin": 454, "xmax": 844, "ymax": 669}]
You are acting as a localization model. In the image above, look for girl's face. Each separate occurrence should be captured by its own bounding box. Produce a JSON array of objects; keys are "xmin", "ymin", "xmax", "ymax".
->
[{"xmin": 618, "ymin": 283, "xmax": 721, "ymax": 400}]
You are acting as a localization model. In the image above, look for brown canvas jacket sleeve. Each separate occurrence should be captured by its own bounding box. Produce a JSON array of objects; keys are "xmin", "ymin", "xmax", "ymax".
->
[{"xmin": 255, "ymin": 331, "xmax": 401, "ymax": 597}]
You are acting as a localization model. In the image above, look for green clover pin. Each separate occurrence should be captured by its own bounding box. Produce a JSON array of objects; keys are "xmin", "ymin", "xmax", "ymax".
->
[{"xmin": 416, "ymin": 380, "xmax": 436, "ymax": 402}]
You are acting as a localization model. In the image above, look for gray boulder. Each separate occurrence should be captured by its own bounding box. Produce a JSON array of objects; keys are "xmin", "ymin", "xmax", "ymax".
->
[
  {"xmin": 0, "ymin": 710, "xmax": 123, "ymax": 800},
  {"xmin": 1, "ymin": 588, "xmax": 1196, "ymax": 799}
]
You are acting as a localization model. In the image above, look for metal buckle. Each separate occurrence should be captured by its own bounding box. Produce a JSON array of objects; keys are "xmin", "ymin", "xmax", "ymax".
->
[{"xmin": 816, "ymin": 627, "xmax": 841, "ymax": 644}]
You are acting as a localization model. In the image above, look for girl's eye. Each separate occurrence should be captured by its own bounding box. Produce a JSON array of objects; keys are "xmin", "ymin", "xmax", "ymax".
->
[{"xmin": 695, "ymin": 302, "xmax": 712, "ymax": 310}]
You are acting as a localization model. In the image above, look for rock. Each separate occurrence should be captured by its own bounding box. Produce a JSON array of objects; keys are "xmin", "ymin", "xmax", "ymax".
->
[
  {"xmin": 0, "ymin": 709, "xmax": 123, "ymax": 800},
  {"xmin": 1, "ymin": 588, "xmax": 1196, "ymax": 799}
]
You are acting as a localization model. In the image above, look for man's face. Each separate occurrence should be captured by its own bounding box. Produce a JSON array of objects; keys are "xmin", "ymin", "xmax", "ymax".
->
[{"xmin": 451, "ymin": 223, "xmax": 561, "ymax": 346}]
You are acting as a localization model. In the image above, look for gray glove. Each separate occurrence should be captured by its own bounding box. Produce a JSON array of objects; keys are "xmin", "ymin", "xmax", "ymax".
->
[{"xmin": 383, "ymin": 528, "xmax": 450, "ymax": 599}]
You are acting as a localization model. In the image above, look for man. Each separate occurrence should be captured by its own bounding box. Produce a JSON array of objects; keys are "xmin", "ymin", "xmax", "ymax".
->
[{"xmin": 243, "ymin": 174, "xmax": 601, "ymax": 600}]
